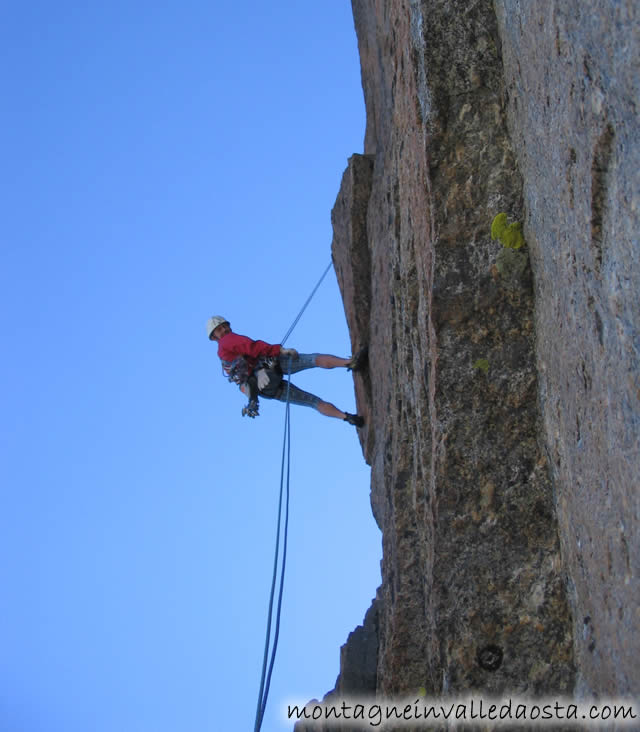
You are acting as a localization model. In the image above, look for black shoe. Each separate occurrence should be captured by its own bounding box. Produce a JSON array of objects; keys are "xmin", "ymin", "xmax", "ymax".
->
[
  {"xmin": 344, "ymin": 413, "xmax": 365, "ymax": 428},
  {"xmin": 347, "ymin": 346, "xmax": 369, "ymax": 373}
]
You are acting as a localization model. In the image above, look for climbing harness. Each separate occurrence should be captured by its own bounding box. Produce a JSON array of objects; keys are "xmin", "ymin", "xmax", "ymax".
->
[
  {"xmin": 252, "ymin": 262, "xmax": 333, "ymax": 732},
  {"xmin": 254, "ymin": 356, "xmax": 283, "ymax": 398},
  {"xmin": 228, "ymin": 355, "xmax": 283, "ymax": 417},
  {"xmin": 226, "ymin": 356, "xmax": 261, "ymax": 417},
  {"xmin": 226, "ymin": 356, "xmax": 250, "ymax": 386}
]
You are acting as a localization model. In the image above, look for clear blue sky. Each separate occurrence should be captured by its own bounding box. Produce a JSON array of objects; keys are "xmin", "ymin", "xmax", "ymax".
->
[{"xmin": 1, "ymin": 3, "xmax": 381, "ymax": 731}]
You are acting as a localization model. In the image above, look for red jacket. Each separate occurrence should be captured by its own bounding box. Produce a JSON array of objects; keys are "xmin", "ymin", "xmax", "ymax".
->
[{"xmin": 217, "ymin": 332, "xmax": 281, "ymax": 374}]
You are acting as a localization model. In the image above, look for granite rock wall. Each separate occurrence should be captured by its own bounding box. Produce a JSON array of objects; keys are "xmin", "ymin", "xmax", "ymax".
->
[
  {"xmin": 494, "ymin": 0, "xmax": 639, "ymax": 696},
  {"xmin": 297, "ymin": 0, "xmax": 638, "ymax": 723}
]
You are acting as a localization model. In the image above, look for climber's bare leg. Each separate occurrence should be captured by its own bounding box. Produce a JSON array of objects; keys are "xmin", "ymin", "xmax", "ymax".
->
[
  {"xmin": 317, "ymin": 400, "xmax": 346, "ymax": 419},
  {"xmin": 315, "ymin": 354, "xmax": 350, "ymax": 369}
]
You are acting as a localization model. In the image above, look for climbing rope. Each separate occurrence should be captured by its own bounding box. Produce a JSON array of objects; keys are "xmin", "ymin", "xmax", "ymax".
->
[
  {"xmin": 253, "ymin": 261, "xmax": 334, "ymax": 731},
  {"xmin": 281, "ymin": 261, "xmax": 333, "ymax": 345},
  {"xmin": 253, "ymin": 373, "xmax": 291, "ymax": 732}
]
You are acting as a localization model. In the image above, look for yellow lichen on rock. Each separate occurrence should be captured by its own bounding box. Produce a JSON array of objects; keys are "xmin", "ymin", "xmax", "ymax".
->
[{"xmin": 491, "ymin": 212, "xmax": 525, "ymax": 249}]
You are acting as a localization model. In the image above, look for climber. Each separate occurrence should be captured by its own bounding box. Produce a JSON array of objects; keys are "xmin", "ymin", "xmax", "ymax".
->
[{"xmin": 207, "ymin": 316, "xmax": 367, "ymax": 426}]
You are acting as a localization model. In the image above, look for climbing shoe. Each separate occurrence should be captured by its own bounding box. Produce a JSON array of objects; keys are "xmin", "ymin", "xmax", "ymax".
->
[
  {"xmin": 344, "ymin": 413, "xmax": 365, "ymax": 428},
  {"xmin": 347, "ymin": 346, "xmax": 369, "ymax": 373}
]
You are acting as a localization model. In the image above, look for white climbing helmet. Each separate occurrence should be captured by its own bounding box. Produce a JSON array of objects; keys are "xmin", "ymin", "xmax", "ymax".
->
[{"xmin": 206, "ymin": 315, "xmax": 229, "ymax": 340}]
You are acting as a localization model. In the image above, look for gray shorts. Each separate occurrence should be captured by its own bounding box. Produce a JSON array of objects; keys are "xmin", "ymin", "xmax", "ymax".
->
[{"xmin": 261, "ymin": 353, "xmax": 321, "ymax": 409}]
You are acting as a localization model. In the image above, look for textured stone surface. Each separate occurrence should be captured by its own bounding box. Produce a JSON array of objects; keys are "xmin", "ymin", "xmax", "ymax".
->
[
  {"xmin": 494, "ymin": 0, "xmax": 640, "ymax": 696},
  {"xmin": 336, "ymin": 598, "xmax": 380, "ymax": 696},
  {"xmin": 334, "ymin": 0, "xmax": 574, "ymax": 703},
  {"xmin": 294, "ymin": 599, "xmax": 379, "ymax": 732},
  {"xmin": 303, "ymin": 0, "xmax": 639, "ymax": 717}
]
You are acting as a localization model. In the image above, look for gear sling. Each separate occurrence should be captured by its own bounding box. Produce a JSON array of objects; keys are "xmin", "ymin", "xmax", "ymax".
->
[{"xmin": 225, "ymin": 356, "xmax": 285, "ymax": 417}]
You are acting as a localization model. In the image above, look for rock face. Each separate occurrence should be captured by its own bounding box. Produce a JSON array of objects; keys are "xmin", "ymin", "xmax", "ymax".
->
[
  {"xmin": 299, "ymin": 0, "xmax": 638, "ymax": 723},
  {"xmin": 494, "ymin": 1, "xmax": 640, "ymax": 696}
]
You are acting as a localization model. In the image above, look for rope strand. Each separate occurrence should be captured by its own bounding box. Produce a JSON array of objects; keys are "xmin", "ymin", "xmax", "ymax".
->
[
  {"xmin": 259, "ymin": 382, "xmax": 291, "ymax": 725},
  {"xmin": 281, "ymin": 261, "xmax": 333, "ymax": 345},
  {"xmin": 253, "ymin": 371, "xmax": 292, "ymax": 732},
  {"xmin": 253, "ymin": 260, "xmax": 333, "ymax": 730}
]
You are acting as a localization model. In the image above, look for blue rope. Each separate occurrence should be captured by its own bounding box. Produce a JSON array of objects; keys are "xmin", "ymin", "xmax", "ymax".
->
[
  {"xmin": 281, "ymin": 261, "xmax": 333, "ymax": 345},
  {"xmin": 253, "ymin": 261, "xmax": 333, "ymax": 731},
  {"xmin": 253, "ymin": 368, "xmax": 292, "ymax": 732}
]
